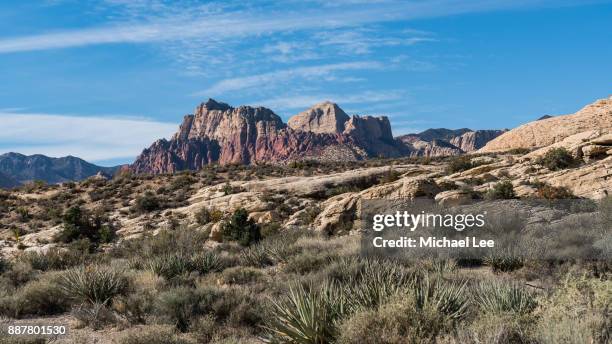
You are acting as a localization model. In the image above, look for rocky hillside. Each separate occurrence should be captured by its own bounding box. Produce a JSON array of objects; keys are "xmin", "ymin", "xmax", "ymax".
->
[
  {"xmin": 397, "ymin": 128, "xmax": 506, "ymax": 157},
  {"xmin": 479, "ymin": 95, "xmax": 612, "ymax": 152},
  {"xmin": 132, "ymin": 99, "xmax": 408, "ymax": 174},
  {"xmin": 0, "ymin": 152, "xmax": 119, "ymax": 187}
]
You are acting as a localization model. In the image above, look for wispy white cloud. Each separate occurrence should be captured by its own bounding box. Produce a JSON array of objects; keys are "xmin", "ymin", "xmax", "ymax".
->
[
  {"xmin": 197, "ymin": 61, "xmax": 382, "ymax": 95},
  {"xmin": 0, "ymin": 112, "xmax": 177, "ymax": 163},
  {"xmin": 0, "ymin": 0, "xmax": 590, "ymax": 54}
]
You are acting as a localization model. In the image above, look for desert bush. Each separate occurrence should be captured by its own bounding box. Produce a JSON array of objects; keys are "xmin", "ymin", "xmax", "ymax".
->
[
  {"xmin": 155, "ymin": 287, "xmax": 202, "ymax": 332},
  {"xmin": 132, "ymin": 191, "xmax": 162, "ymax": 213},
  {"xmin": 507, "ymin": 147, "xmax": 531, "ymax": 155},
  {"xmin": 0, "ymin": 275, "xmax": 69, "ymax": 318},
  {"xmin": 56, "ymin": 206, "xmax": 116, "ymax": 246},
  {"xmin": 486, "ymin": 180, "xmax": 516, "ymax": 200},
  {"xmin": 536, "ymin": 183, "xmax": 574, "ymax": 199},
  {"xmin": 19, "ymin": 248, "xmax": 83, "ymax": 271},
  {"xmin": 222, "ymin": 208, "xmax": 261, "ymax": 246},
  {"xmin": 112, "ymin": 292, "xmax": 155, "ymax": 325},
  {"xmin": 58, "ymin": 265, "xmax": 128, "ymax": 305},
  {"xmin": 191, "ymin": 315, "xmax": 217, "ymax": 343},
  {"xmin": 336, "ymin": 294, "xmax": 449, "ymax": 344},
  {"xmin": 71, "ymin": 302, "xmax": 116, "ymax": 329},
  {"xmin": 446, "ymin": 156, "xmax": 474, "ymax": 173},
  {"xmin": 195, "ymin": 207, "xmax": 212, "ymax": 225},
  {"xmin": 537, "ymin": 147, "xmax": 576, "ymax": 170},
  {"xmin": 220, "ymin": 266, "xmax": 264, "ymax": 285},
  {"xmin": 453, "ymin": 313, "xmax": 536, "ymax": 344},
  {"xmin": 473, "ymin": 280, "xmax": 536, "ymax": 315},
  {"xmin": 284, "ymin": 251, "xmax": 333, "ymax": 274}
]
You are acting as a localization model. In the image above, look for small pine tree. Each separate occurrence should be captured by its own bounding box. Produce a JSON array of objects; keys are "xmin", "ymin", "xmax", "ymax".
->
[{"xmin": 222, "ymin": 208, "xmax": 261, "ymax": 246}]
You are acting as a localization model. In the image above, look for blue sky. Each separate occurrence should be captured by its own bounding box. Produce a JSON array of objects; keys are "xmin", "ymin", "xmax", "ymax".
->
[{"xmin": 0, "ymin": 0, "xmax": 611, "ymax": 166}]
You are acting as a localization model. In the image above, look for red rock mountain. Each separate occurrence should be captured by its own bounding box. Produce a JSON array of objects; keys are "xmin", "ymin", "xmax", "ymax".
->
[{"xmin": 131, "ymin": 100, "xmax": 408, "ymax": 174}]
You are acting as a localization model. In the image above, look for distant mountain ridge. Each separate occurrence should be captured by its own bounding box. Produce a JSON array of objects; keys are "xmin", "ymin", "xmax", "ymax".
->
[
  {"xmin": 397, "ymin": 128, "xmax": 507, "ymax": 157},
  {"xmin": 0, "ymin": 153, "xmax": 120, "ymax": 188}
]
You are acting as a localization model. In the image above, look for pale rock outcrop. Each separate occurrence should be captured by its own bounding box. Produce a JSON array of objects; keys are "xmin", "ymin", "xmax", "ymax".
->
[
  {"xmin": 435, "ymin": 190, "xmax": 474, "ymax": 206},
  {"xmin": 288, "ymin": 101, "xmax": 349, "ymax": 134},
  {"xmin": 313, "ymin": 171, "xmax": 442, "ymax": 233},
  {"xmin": 479, "ymin": 96, "xmax": 612, "ymax": 153}
]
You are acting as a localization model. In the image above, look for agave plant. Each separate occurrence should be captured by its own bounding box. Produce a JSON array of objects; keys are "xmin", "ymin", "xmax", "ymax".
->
[{"xmin": 473, "ymin": 280, "xmax": 537, "ymax": 314}]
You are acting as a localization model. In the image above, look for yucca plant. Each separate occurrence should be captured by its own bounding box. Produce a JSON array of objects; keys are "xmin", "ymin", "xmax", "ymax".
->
[
  {"xmin": 340, "ymin": 259, "xmax": 416, "ymax": 313},
  {"xmin": 191, "ymin": 251, "xmax": 223, "ymax": 274},
  {"xmin": 412, "ymin": 275, "xmax": 470, "ymax": 320},
  {"xmin": 473, "ymin": 280, "xmax": 537, "ymax": 314},
  {"xmin": 58, "ymin": 265, "xmax": 128, "ymax": 305},
  {"xmin": 146, "ymin": 253, "xmax": 192, "ymax": 280},
  {"xmin": 265, "ymin": 283, "xmax": 344, "ymax": 344}
]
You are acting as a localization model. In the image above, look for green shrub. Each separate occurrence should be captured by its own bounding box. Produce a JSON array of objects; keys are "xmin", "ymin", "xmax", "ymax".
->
[
  {"xmin": 19, "ymin": 249, "xmax": 82, "ymax": 271},
  {"xmin": 473, "ymin": 280, "xmax": 536, "ymax": 315},
  {"xmin": 222, "ymin": 208, "xmax": 261, "ymax": 246},
  {"xmin": 58, "ymin": 265, "xmax": 128, "ymax": 305},
  {"xmin": 132, "ymin": 191, "xmax": 162, "ymax": 213},
  {"xmin": 537, "ymin": 147, "xmax": 576, "ymax": 171},
  {"xmin": 446, "ymin": 156, "xmax": 474, "ymax": 173},
  {"xmin": 56, "ymin": 206, "xmax": 116, "ymax": 246},
  {"xmin": 486, "ymin": 180, "xmax": 516, "ymax": 200}
]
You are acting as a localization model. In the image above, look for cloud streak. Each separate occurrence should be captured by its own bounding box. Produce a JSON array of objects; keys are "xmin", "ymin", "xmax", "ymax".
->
[
  {"xmin": 0, "ymin": 0, "xmax": 591, "ymax": 54},
  {"xmin": 197, "ymin": 62, "xmax": 382, "ymax": 95},
  {"xmin": 0, "ymin": 112, "xmax": 177, "ymax": 163}
]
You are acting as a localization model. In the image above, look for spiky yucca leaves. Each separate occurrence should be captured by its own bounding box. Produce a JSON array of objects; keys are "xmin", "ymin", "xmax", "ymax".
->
[
  {"xmin": 412, "ymin": 275, "xmax": 470, "ymax": 320},
  {"xmin": 58, "ymin": 265, "xmax": 128, "ymax": 305},
  {"xmin": 265, "ymin": 283, "xmax": 344, "ymax": 344},
  {"xmin": 473, "ymin": 280, "xmax": 537, "ymax": 315},
  {"xmin": 340, "ymin": 259, "xmax": 416, "ymax": 313},
  {"xmin": 191, "ymin": 251, "xmax": 223, "ymax": 274},
  {"xmin": 146, "ymin": 253, "xmax": 192, "ymax": 280}
]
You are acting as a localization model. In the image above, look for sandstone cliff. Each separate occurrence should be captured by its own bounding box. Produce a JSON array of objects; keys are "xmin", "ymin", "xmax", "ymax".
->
[
  {"xmin": 479, "ymin": 96, "xmax": 612, "ymax": 153},
  {"xmin": 131, "ymin": 99, "xmax": 408, "ymax": 174}
]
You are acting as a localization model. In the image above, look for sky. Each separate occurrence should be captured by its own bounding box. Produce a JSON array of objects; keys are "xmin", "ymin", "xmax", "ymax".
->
[{"xmin": 0, "ymin": 0, "xmax": 611, "ymax": 166}]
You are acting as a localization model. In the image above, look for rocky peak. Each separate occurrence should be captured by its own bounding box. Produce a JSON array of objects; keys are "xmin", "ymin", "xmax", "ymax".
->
[
  {"xmin": 288, "ymin": 101, "xmax": 350, "ymax": 134},
  {"xmin": 201, "ymin": 98, "xmax": 232, "ymax": 112},
  {"xmin": 343, "ymin": 115, "xmax": 394, "ymax": 142}
]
